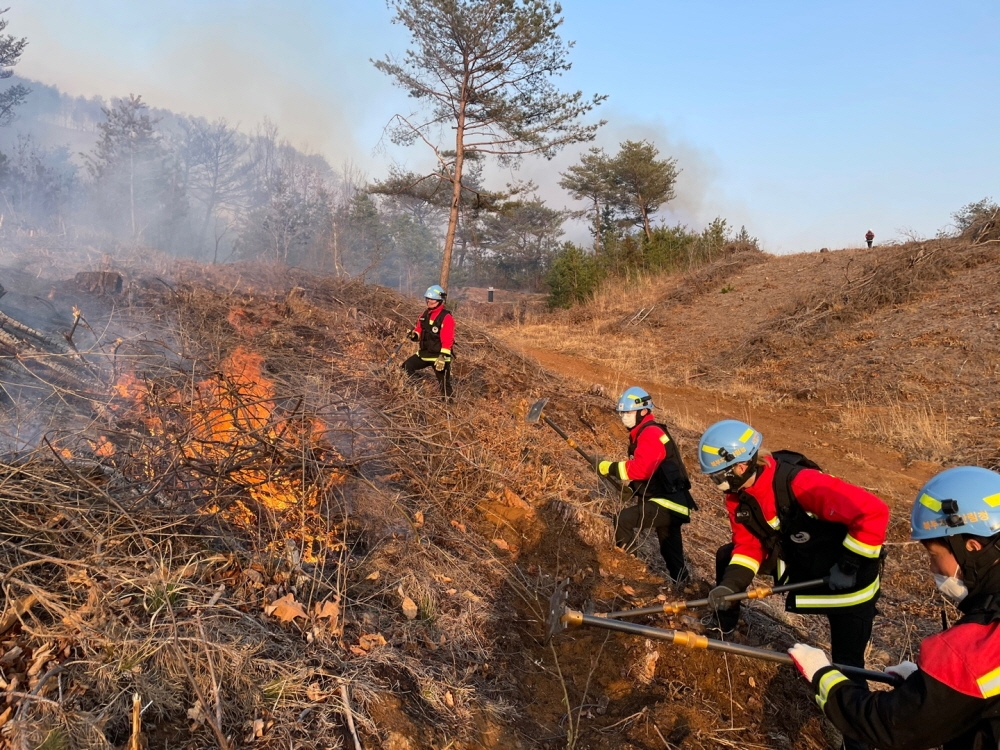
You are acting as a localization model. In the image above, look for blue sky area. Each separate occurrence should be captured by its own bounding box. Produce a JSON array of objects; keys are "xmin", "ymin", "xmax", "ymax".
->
[{"xmin": 12, "ymin": 0, "xmax": 1000, "ymax": 253}]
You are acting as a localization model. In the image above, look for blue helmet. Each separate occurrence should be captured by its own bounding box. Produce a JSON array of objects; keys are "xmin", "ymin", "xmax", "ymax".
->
[
  {"xmin": 617, "ymin": 386, "xmax": 653, "ymax": 413},
  {"xmin": 698, "ymin": 419, "xmax": 763, "ymax": 475},
  {"xmin": 424, "ymin": 285, "xmax": 446, "ymax": 301},
  {"xmin": 910, "ymin": 466, "xmax": 1000, "ymax": 541}
]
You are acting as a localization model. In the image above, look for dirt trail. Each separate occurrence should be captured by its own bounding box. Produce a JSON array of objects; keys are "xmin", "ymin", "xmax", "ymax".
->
[{"xmin": 518, "ymin": 345, "xmax": 938, "ymax": 506}]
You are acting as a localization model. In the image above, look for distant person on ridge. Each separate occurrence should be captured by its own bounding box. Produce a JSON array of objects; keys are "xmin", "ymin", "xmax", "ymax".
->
[
  {"xmin": 698, "ymin": 420, "xmax": 888, "ymax": 750},
  {"xmin": 598, "ymin": 387, "xmax": 697, "ymax": 585},
  {"xmin": 865, "ymin": 229, "xmax": 874, "ymax": 249},
  {"xmin": 402, "ymin": 285, "xmax": 454, "ymax": 399}
]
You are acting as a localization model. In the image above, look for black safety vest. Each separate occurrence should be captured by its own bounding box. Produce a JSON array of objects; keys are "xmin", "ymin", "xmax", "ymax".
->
[
  {"xmin": 627, "ymin": 421, "xmax": 697, "ymax": 520},
  {"xmin": 418, "ymin": 307, "xmax": 452, "ymax": 359}
]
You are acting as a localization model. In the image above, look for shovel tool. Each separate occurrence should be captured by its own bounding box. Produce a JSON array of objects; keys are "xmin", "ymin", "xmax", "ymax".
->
[
  {"xmin": 545, "ymin": 580, "xmax": 902, "ymax": 686},
  {"xmin": 604, "ymin": 578, "xmax": 828, "ymax": 619},
  {"xmin": 526, "ymin": 399, "xmax": 622, "ymax": 490}
]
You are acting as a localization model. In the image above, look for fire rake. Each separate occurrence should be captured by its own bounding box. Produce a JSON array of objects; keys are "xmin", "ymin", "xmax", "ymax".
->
[{"xmin": 545, "ymin": 580, "xmax": 901, "ymax": 686}]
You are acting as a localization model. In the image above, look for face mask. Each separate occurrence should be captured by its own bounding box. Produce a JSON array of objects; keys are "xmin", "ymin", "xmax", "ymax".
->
[
  {"xmin": 620, "ymin": 411, "xmax": 637, "ymax": 429},
  {"xmin": 934, "ymin": 573, "xmax": 968, "ymax": 602}
]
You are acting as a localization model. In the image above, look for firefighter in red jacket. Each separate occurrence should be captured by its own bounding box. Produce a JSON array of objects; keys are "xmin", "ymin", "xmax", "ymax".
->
[
  {"xmin": 597, "ymin": 387, "xmax": 697, "ymax": 584},
  {"xmin": 790, "ymin": 466, "xmax": 1000, "ymax": 749},
  {"xmin": 402, "ymin": 285, "xmax": 454, "ymax": 398},
  {"xmin": 865, "ymin": 229, "xmax": 875, "ymax": 249},
  {"xmin": 698, "ymin": 420, "xmax": 888, "ymax": 727}
]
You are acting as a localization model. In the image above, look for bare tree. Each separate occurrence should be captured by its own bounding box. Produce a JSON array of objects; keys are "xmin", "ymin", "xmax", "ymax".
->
[
  {"xmin": 373, "ymin": 0, "xmax": 605, "ymax": 290},
  {"xmin": 85, "ymin": 94, "xmax": 162, "ymax": 240},
  {"xmin": 184, "ymin": 118, "xmax": 249, "ymax": 255}
]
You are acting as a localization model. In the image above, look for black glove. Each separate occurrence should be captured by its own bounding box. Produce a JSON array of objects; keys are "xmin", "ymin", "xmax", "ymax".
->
[
  {"xmin": 407, "ymin": 330, "xmax": 419, "ymax": 342},
  {"xmin": 827, "ymin": 560, "xmax": 858, "ymax": 591},
  {"xmin": 708, "ymin": 585, "xmax": 736, "ymax": 611}
]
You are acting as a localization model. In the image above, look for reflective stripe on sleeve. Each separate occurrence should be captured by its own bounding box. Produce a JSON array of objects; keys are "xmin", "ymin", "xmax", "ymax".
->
[
  {"xmin": 816, "ymin": 670, "xmax": 849, "ymax": 710},
  {"xmin": 767, "ymin": 515, "xmax": 781, "ymax": 530},
  {"xmin": 843, "ymin": 534, "xmax": 882, "ymax": 559},
  {"xmin": 649, "ymin": 498, "xmax": 690, "ymax": 516},
  {"xmin": 796, "ymin": 578, "xmax": 880, "ymax": 608},
  {"xmin": 730, "ymin": 554, "xmax": 760, "ymax": 574},
  {"xmin": 659, "ymin": 434, "xmax": 670, "ymax": 444},
  {"xmin": 977, "ymin": 666, "xmax": 1000, "ymax": 698},
  {"xmin": 616, "ymin": 462, "xmax": 630, "ymax": 482}
]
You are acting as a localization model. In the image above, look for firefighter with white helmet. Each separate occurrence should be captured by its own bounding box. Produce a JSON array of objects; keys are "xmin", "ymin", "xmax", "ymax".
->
[
  {"xmin": 597, "ymin": 386, "xmax": 696, "ymax": 584},
  {"xmin": 402, "ymin": 285, "xmax": 454, "ymax": 398},
  {"xmin": 699, "ymin": 419, "xmax": 888, "ymax": 750},
  {"xmin": 789, "ymin": 466, "xmax": 1000, "ymax": 749}
]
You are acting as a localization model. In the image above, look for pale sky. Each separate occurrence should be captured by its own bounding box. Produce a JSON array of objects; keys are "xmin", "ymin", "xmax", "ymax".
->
[{"xmin": 11, "ymin": 1, "xmax": 1000, "ymax": 253}]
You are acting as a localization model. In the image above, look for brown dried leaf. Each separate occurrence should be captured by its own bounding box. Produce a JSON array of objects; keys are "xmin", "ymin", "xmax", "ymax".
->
[
  {"xmin": 401, "ymin": 596, "xmax": 418, "ymax": 620},
  {"xmin": 307, "ymin": 682, "xmax": 326, "ymax": 702},
  {"xmin": 502, "ymin": 487, "xmax": 531, "ymax": 511},
  {"xmin": 365, "ymin": 571, "xmax": 380, "ymax": 581},
  {"xmin": 493, "ymin": 538, "xmax": 510, "ymax": 551},
  {"xmin": 27, "ymin": 644, "xmax": 54, "ymax": 677},
  {"xmin": 358, "ymin": 633, "xmax": 387, "ymax": 651},
  {"xmin": 450, "ymin": 520, "xmax": 467, "ymax": 533},
  {"xmin": 413, "ymin": 510, "xmax": 425, "ymax": 527},
  {"xmin": 315, "ymin": 599, "xmax": 340, "ymax": 621},
  {"xmin": 264, "ymin": 593, "xmax": 307, "ymax": 623}
]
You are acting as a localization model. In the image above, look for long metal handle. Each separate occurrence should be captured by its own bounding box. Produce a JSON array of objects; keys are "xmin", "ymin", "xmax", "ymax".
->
[
  {"xmin": 565, "ymin": 611, "xmax": 901, "ymax": 686},
  {"xmin": 384, "ymin": 329, "xmax": 414, "ymax": 368},
  {"xmin": 542, "ymin": 416, "xmax": 623, "ymax": 490},
  {"xmin": 605, "ymin": 579, "xmax": 828, "ymax": 619}
]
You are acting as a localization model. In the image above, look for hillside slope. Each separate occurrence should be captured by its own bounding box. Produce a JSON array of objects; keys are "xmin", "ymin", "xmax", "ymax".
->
[{"xmin": 488, "ymin": 238, "xmax": 1000, "ymax": 471}]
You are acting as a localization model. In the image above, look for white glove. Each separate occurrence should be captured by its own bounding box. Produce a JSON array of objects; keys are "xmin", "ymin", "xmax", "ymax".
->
[
  {"xmin": 885, "ymin": 660, "xmax": 918, "ymax": 680},
  {"xmin": 788, "ymin": 643, "xmax": 831, "ymax": 682}
]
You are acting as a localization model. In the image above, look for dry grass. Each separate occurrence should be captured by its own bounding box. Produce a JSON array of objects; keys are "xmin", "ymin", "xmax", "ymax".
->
[
  {"xmin": 0, "ymin": 242, "xmax": 977, "ymax": 749},
  {"xmin": 836, "ymin": 402, "xmax": 954, "ymax": 463}
]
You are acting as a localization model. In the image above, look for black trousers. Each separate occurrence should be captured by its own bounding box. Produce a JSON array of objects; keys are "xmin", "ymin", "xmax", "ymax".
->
[
  {"xmin": 714, "ymin": 543, "xmax": 874, "ymax": 665},
  {"xmin": 614, "ymin": 501, "xmax": 688, "ymax": 582},
  {"xmin": 402, "ymin": 354, "xmax": 452, "ymax": 398}
]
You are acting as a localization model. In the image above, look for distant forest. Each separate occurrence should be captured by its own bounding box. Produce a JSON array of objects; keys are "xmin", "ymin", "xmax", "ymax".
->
[{"xmin": 0, "ymin": 74, "xmax": 758, "ymax": 300}]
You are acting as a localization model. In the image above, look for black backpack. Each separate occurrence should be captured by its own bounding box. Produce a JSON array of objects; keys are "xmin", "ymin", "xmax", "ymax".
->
[
  {"xmin": 770, "ymin": 450, "xmax": 822, "ymax": 523},
  {"xmin": 733, "ymin": 450, "xmax": 824, "ymax": 552}
]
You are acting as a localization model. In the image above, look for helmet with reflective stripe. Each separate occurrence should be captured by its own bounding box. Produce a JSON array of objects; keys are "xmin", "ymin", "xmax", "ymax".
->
[
  {"xmin": 910, "ymin": 466, "xmax": 1000, "ymax": 541},
  {"xmin": 424, "ymin": 285, "xmax": 446, "ymax": 301},
  {"xmin": 698, "ymin": 419, "xmax": 763, "ymax": 474},
  {"xmin": 617, "ymin": 386, "xmax": 653, "ymax": 413}
]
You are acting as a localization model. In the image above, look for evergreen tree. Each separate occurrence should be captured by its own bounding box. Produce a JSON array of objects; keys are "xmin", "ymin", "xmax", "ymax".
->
[{"xmin": 374, "ymin": 0, "xmax": 605, "ymax": 290}]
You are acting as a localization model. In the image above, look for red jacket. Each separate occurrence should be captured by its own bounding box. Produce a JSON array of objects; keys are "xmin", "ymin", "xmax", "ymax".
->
[
  {"xmin": 723, "ymin": 455, "xmax": 888, "ymax": 577},
  {"xmin": 814, "ymin": 615, "xmax": 1000, "ymax": 748},
  {"xmin": 614, "ymin": 413, "xmax": 667, "ymax": 482}
]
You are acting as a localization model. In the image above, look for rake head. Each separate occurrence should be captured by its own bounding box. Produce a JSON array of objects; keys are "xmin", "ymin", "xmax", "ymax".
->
[
  {"xmin": 544, "ymin": 578, "xmax": 569, "ymax": 644},
  {"xmin": 526, "ymin": 398, "xmax": 548, "ymax": 424}
]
